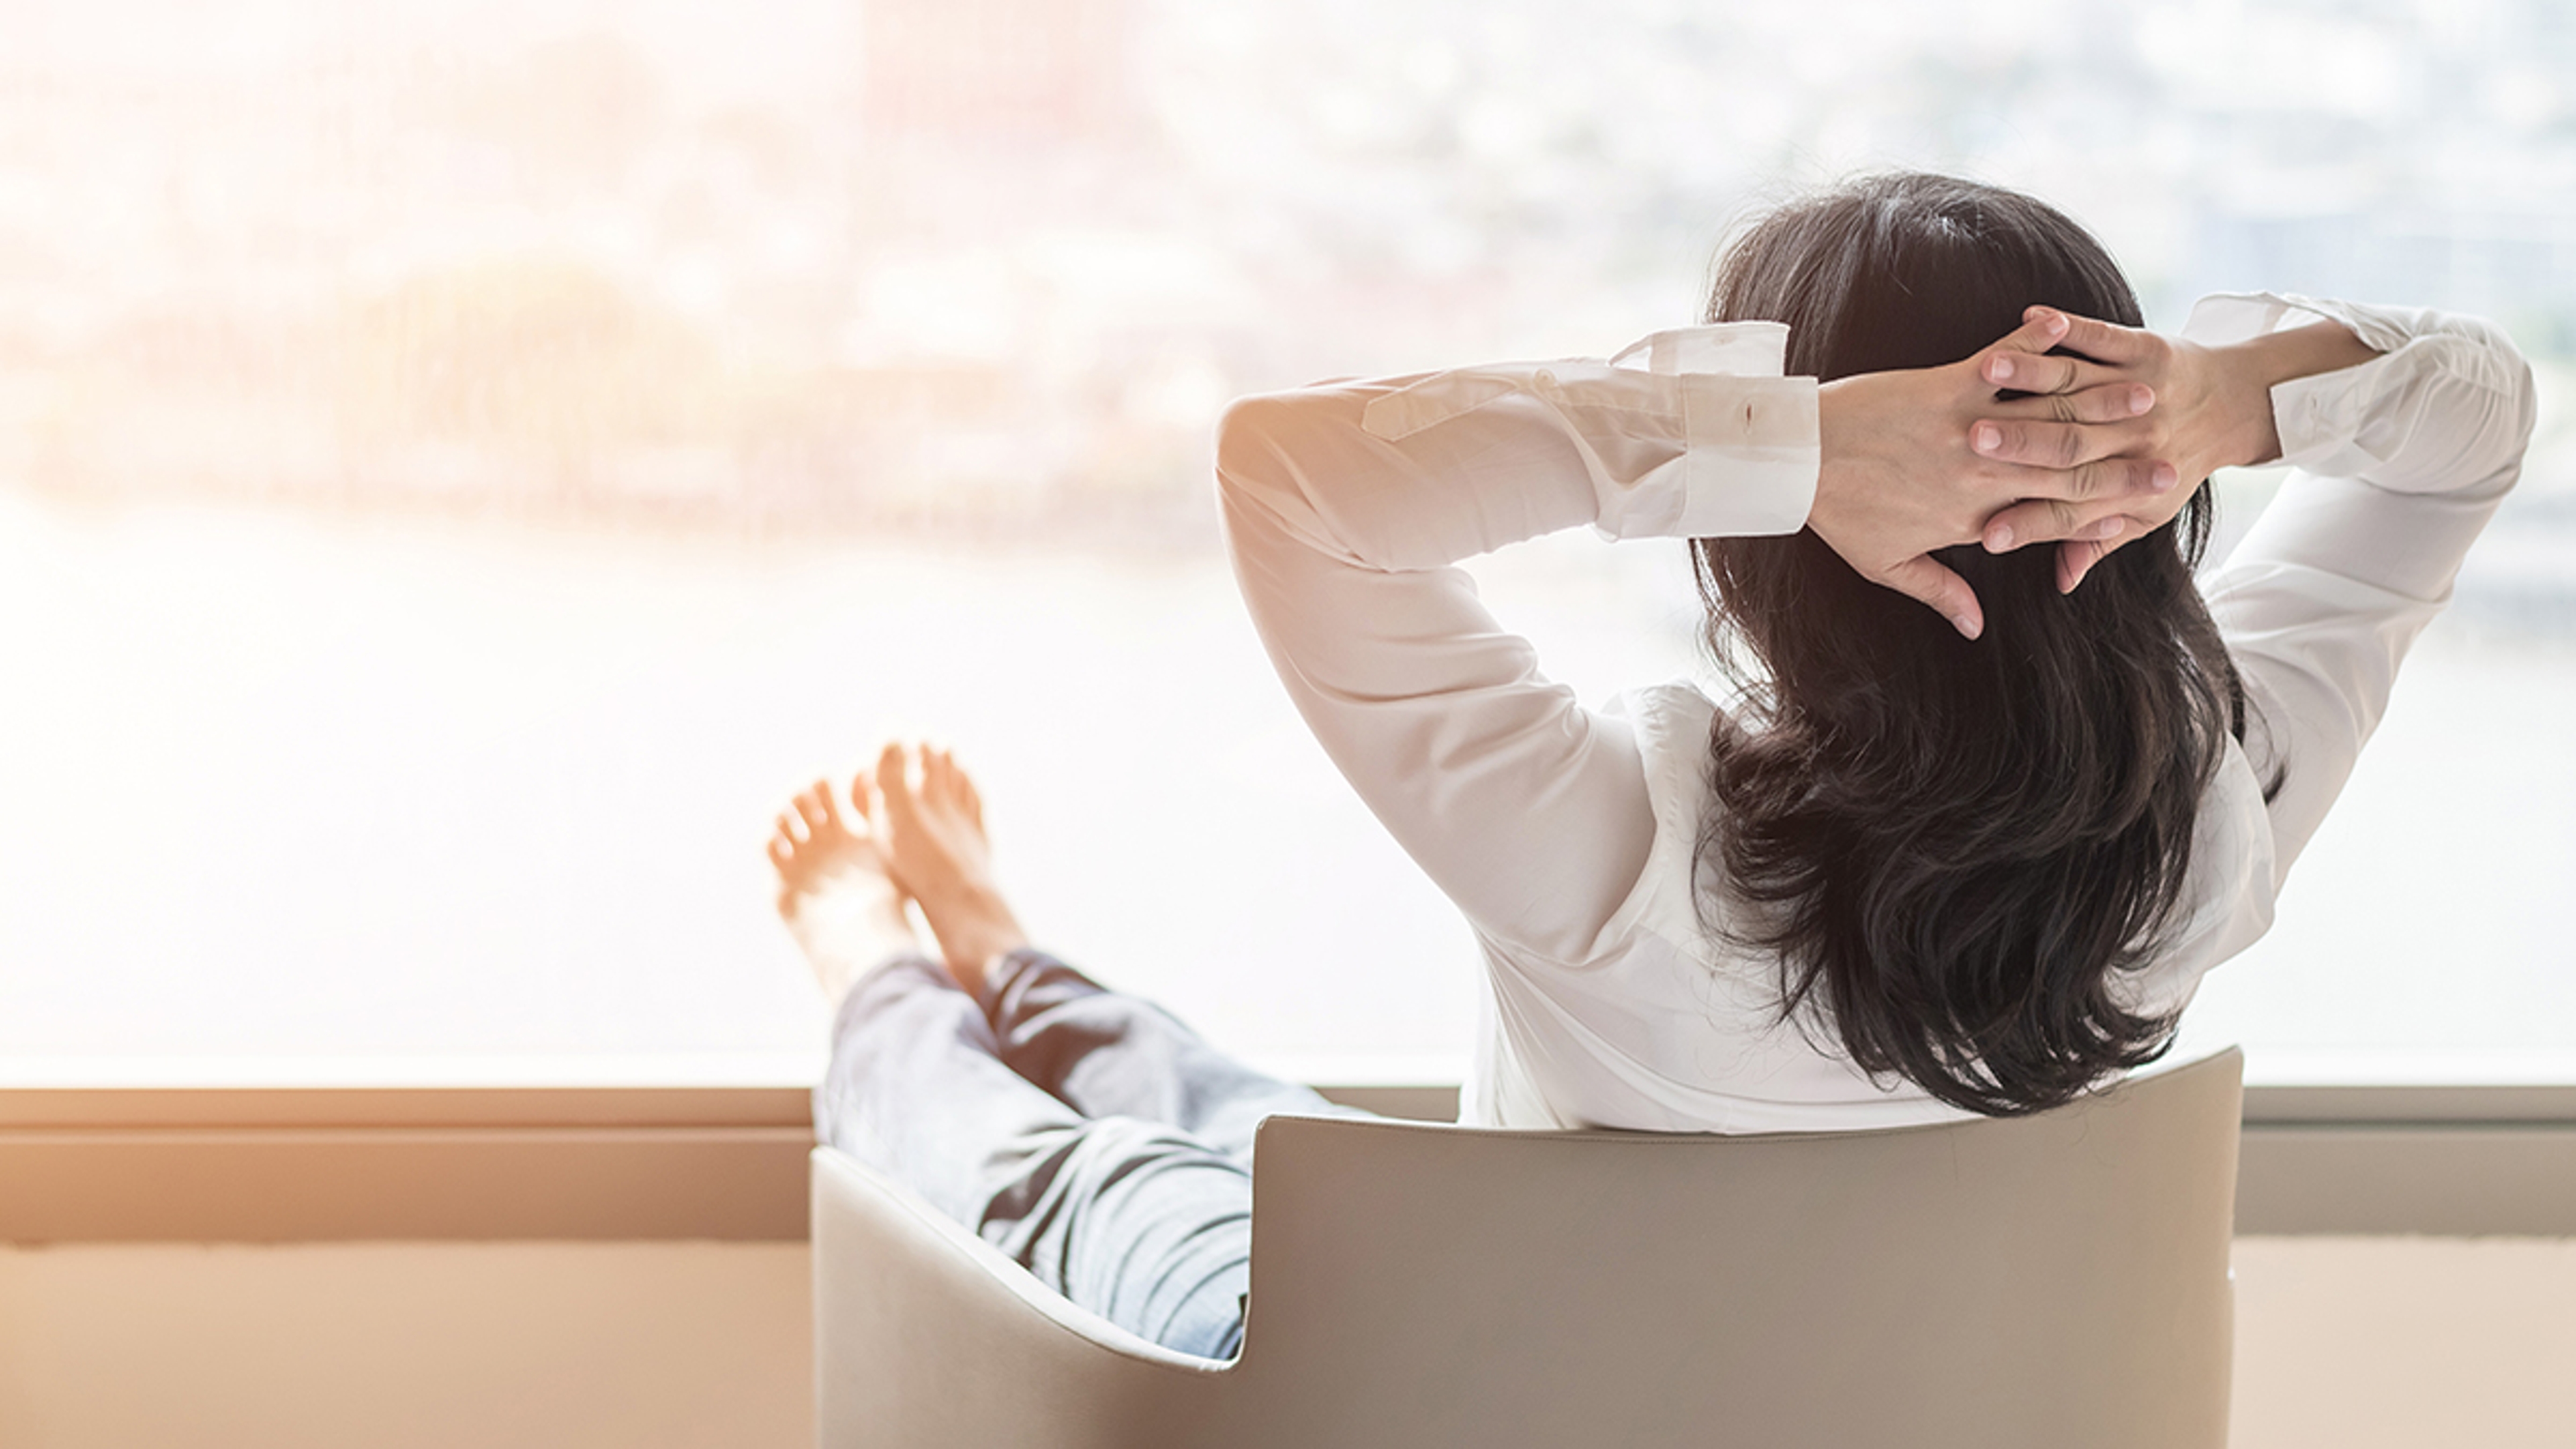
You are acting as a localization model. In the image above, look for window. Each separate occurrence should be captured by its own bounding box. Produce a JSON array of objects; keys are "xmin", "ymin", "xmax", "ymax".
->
[{"xmin": 3, "ymin": 0, "xmax": 2568, "ymax": 1089}]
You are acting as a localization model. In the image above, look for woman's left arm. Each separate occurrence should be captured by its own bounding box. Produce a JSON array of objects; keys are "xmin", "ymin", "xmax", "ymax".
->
[
  {"xmin": 1217, "ymin": 313, "xmax": 2167, "ymax": 961},
  {"xmin": 1216, "ymin": 352, "xmax": 1806, "ymax": 963}
]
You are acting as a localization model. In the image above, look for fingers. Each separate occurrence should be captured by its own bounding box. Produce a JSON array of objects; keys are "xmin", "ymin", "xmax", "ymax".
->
[
  {"xmin": 1984, "ymin": 380, "xmax": 2155, "ymax": 424},
  {"xmin": 1983, "ymin": 351, "xmax": 2120, "ymax": 396},
  {"xmin": 2035, "ymin": 307, "xmax": 2158, "ymax": 367},
  {"xmin": 2057, "ymin": 531, "xmax": 2123, "ymax": 593},
  {"xmin": 1980, "ymin": 497, "xmax": 2129, "ymax": 553},
  {"xmin": 1982, "ymin": 306, "xmax": 2073, "ymax": 362},
  {"xmin": 1977, "ymin": 308, "xmax": 2160, "ymax": 390},
  {"xmin": 1978, "ymin": 457, "xmax": 2176, "ymax": 547},
  {"xmin": 1878, "ymin": 554, "xmax": 1984, "ymax": 641},
  {"xmin": 1972, "ymin": 411, "xmax": 2179, "ymax": 478}
]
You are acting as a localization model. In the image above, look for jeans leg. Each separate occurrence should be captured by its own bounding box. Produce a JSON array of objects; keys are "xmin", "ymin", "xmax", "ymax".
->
[
  {"xmin": 816, "ymin": 954, "xmax": 1254, "ymax": 1360},
  {"xmin": 974, "ymin": 948, "xmax": 1370, "ymax": 1163},
  {"xmin": 981, "ymin": 1114, "xmax": 1256, "ymax": 1360}
]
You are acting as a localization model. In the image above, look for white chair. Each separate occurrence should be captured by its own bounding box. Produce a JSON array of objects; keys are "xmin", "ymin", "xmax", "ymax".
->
[{"xmin": 812, "ymin": 1047, "xmax": 2241, "ymax": 1448}]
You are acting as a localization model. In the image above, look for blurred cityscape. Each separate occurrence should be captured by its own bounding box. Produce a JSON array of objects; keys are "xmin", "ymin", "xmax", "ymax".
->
[
  {"xmin": 0, "ymin": 0, "xmax": 2571, "ymax": 548},
  {"xmin": 5, "ymin": 0, "xmax": 2575, "ymax": 1064}
]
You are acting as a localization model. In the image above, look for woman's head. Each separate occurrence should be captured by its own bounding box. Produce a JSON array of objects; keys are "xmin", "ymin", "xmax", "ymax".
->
[{"xmin": 1695, "ymin": 173, "xmax": 2249, "ymax": 1116}]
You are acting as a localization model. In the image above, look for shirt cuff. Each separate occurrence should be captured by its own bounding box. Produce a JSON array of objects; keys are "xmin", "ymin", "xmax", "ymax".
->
[
  {"xmin": 1600, "ymin": 321, "xmax": 1817, "ymax": 541},
  {"xmin": 2180, "ymin": 291, "xmax": 2406, "ymax": 473},
  {"xmin": 1657, "ymin": 373, "xmax": 1817, "ymax": 539},
  {"xmin": 2180, "ymin": 290, "xmax": 2413, "ymax": 353}
]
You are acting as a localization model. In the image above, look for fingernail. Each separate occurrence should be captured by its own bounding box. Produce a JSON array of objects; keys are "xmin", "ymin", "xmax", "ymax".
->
[
  {"xmin": 2130, "ymin": 386, "xmax": 2154, "ymax": 416},
  {"xmin": 2037, "ymin": 309, "xmax": 2066, "ymax": 335},
  {"xmin": 2092, "ymin": 517, "xmax": 2123, "ymax": 539},
  {"xmin": 2153, "ymin": 462, "xmax": 2179, "ymax": 491},
  {"xmin": 1955, "ymin": 613, "xmax": 1982, "ymax": 640},
  {"xmin": 1988, "ymin": 355, "xmax": 2014, "ymax": 382},
  {"xmin": 1986, "ymin": 523, "xmax": 2013, "ymax": 551},
  {"xmin": 1974, "ymin": 423, "xmax": 2001, "ymax": 453}
]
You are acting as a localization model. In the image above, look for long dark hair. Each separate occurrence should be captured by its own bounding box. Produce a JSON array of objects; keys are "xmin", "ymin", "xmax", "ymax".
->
[{"xmin": 1696, "ymin": 174, "xmax": 2253, "ymax": 1116}]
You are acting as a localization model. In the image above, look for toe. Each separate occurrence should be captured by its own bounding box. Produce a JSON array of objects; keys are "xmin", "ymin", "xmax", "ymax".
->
[
  {"xmin": 846, "ymin": 773, "xmax": 875, "ymax": 822},
  {"xmin": 765, "ymin": 835, "xmax": 794, "ymax": 873},
  {"xmin": 875, "ymin": 743, "xmax": 916, "ymax": 818},
  {"xmin": 812, "ymin": 779, "xmax": 845, "ymax": 831},
  {"xmin": 794, "ymin": 789, "xmax": 831, "ymax": 837},
  {"xmin": 775, "ymin": 810, "xmax": 805, "ymax": 848}
]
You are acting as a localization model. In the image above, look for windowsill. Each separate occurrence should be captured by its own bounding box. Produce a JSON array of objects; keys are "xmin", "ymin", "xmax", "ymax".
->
[{"xmin": 6, "ymin": 1053, "xmax": 2575, "ymax": 1243}]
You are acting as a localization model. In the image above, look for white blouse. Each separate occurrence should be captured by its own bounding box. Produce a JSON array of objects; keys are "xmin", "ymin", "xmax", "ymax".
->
[{"xmin": 1216, "ymin": 293, "xmax": 2536, "ymax": 1132}]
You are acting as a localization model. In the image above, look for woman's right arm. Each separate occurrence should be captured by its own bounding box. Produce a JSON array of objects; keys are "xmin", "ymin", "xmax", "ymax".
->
[
  {"xmin": 2187, "ymin": 296, "xmax": 2538, "ymax": 883},
  {"xmin": 1969, "ymin": 297, "xmax": 2538, "ymax": 885}
]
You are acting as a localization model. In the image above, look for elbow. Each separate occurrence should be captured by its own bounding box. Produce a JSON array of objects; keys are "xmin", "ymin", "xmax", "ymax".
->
[
  {"xmin": 2422, "ymin": 319, "xmax": 2540, "ymax": 492},
  {"xmin": 2508, "ymin": 349, "xmax": 2540, "ymax": 462},
  {"xmin": 2487, "ymin": 336, "xmax": 2538, "ymax": 496},
  {"xmin": 2457, "ymin": 315, "xmax": 2540, "ymax": 455},
  {"xmin": 1213, "ymin": 390, "xmax": 1303, "ymax": 506},
  {"xmin": 1212, "ymin": 390, "xmax": 1328, "ymax": 564}
]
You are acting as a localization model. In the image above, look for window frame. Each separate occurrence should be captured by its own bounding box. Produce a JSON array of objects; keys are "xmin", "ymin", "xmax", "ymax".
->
[{"xmin": 5, "ymin": 1071, "xmax": 2572, "ymax": 1241}]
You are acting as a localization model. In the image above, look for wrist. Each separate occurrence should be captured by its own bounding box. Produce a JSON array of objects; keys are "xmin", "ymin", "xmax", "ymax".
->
[
  {"xmin": 1811, "ymin": 375, "xmax": 1860, "ymax": 510},
  {"xmin": 2211, "ymin": 321, "xmax": 2378, "ymax": 468},
  {"xmin": 2204, "ymin": 340, "xmax": 2286, "ymax": 470}
]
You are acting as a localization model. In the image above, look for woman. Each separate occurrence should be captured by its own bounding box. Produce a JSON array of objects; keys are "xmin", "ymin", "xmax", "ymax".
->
[{"xmin": 777, "ymin": 174, "xmax": 2534, "ymax": 1358}]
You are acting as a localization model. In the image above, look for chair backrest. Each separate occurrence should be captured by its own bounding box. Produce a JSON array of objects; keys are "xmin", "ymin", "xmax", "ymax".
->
[{"xmin": 813, "ymin": 1048, "xmax": 2242, "ymax": 1449}]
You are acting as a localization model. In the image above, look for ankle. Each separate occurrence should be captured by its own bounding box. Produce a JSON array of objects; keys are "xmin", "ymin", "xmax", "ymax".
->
[{"xmin": 945, "ymin": 922, "xmax": 1030, "ymax": 983}]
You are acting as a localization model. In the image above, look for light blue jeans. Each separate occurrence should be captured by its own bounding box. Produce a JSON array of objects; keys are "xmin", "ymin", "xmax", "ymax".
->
[{"xmin": 814, "ymin": 949, "xmax": 1370, "ymax": 1360}]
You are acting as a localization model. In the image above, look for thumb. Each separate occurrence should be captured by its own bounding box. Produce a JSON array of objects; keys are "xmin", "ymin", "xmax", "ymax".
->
[{"xmin": 1880, "ymin": 554, "xmax": 1984, "ymax": 641}]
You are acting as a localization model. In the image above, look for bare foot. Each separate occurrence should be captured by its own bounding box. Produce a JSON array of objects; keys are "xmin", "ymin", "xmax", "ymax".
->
[
  {"xmin": 873, "ymin": 743, "xmax": 1030, "ymax": 993},
  {"xmin": 767, "ymin": 776, "xmax": 922, "ymax": 1008}
]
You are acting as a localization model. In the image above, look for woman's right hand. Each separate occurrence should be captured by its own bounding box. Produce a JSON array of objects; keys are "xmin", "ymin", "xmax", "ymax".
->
[
  {"xmin": 1970, "ymin": 309, "xmax": 2377, "ymax": 591},
  {"xmin": 1813, "ymin": 307, "xmax": 2179, "ymax": 639}
]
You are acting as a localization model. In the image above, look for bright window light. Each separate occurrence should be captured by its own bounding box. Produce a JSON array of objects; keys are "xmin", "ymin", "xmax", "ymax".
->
[{"xmin": 1, "ymin": 0, "xmax": 2569, "ymax": 1080}]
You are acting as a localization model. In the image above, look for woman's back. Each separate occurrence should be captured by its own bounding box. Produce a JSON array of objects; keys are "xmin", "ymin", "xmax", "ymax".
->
[{"xmin": 1214, "ymin": 175, "xmax": 2536, "ymax": 1130}]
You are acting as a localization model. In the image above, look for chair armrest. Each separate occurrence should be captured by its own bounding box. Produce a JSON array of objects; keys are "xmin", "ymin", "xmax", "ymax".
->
[
  {"xmin": 813, "ymin": 1146, "xmax": 1220, "ymax": 1369},
  {"xmin": 812, "ymin": 1147, "xmax": 1228, "ymax": 1448}
]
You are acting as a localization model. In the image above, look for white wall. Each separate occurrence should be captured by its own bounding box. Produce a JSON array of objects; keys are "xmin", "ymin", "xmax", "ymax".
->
[
  {"xmin": 3, "ymin": 1238, "xmax": 2573, "ymax": 1448},
  {"xmin": 0, "ymin": 1243, "xmax": 810, "ymax": 1449},
  {"xmin": 2229, "ymin": 1237, "xmax": 2576, "ymax": 1449}
]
